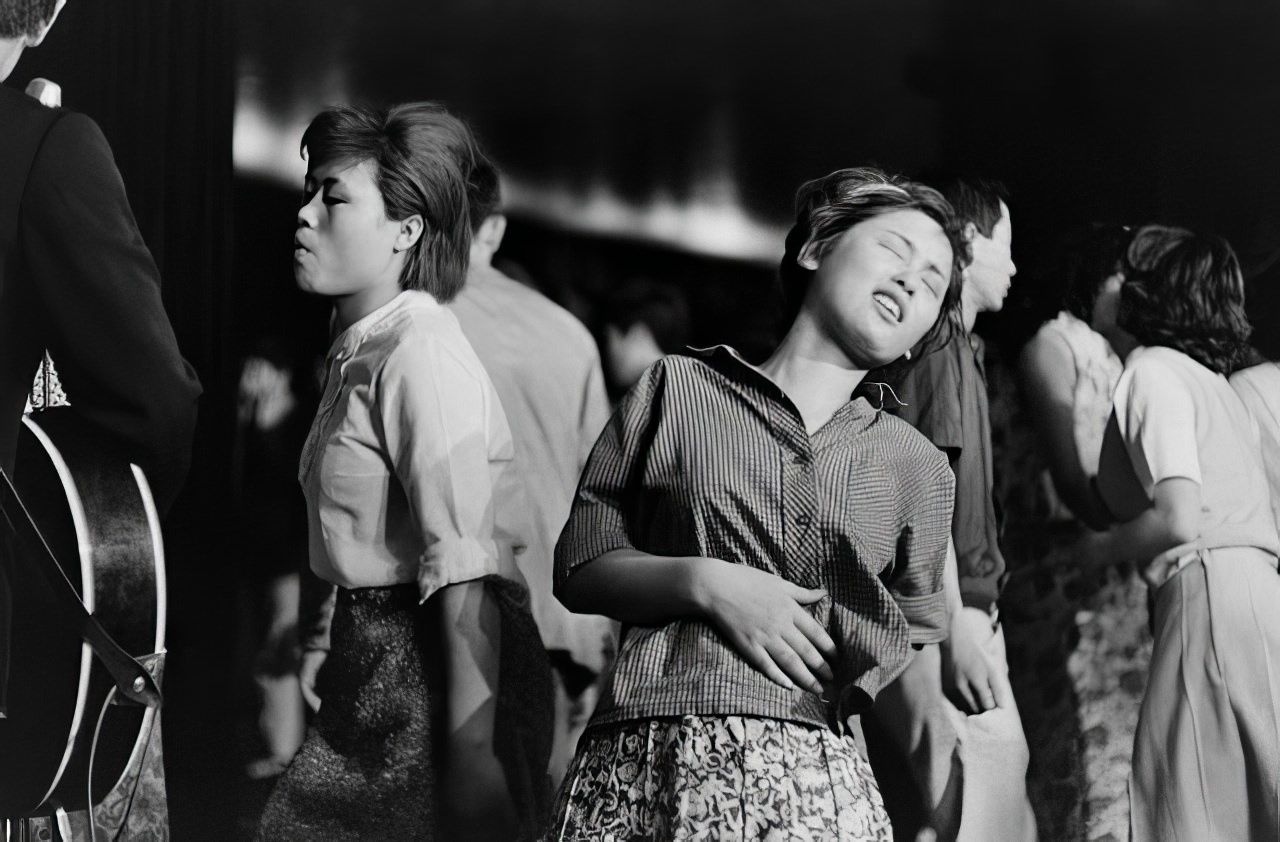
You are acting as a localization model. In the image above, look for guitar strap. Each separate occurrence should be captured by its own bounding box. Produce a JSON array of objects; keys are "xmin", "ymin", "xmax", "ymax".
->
[{"xmin": 0, "ymin": 469, "xmax": 162, "ymax": 709}]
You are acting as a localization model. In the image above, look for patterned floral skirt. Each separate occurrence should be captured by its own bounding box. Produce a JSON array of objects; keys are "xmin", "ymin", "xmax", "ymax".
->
[{"xmin": 544, "ymin": 715, "xmax": 891, "ymax": 841}]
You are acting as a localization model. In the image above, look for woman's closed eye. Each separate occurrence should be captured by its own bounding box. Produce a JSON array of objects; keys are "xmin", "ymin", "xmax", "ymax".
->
[{"xmin": 881, "ymin": 242, "xmax": 904, "ymax": 260}]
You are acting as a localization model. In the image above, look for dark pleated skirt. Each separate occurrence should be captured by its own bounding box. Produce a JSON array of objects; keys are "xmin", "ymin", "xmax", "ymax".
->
[
  {"xmin": 256, "ymin": 577, "xmax": 555, "ymax": 842},
  {"xmin": 257, "ymin": 583, "xmax": 436, "ymax": 841}
]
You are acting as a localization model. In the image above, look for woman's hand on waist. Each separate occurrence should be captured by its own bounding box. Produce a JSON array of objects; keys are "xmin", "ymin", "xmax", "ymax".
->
[{"xmin": 689, "ymin": 557, "xmax": 836, "ymax": 696}]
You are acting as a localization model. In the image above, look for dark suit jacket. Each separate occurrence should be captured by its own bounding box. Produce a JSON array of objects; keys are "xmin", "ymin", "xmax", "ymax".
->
[{"xmin": 0, "ymin": 84, "xmax": 201, "ymax": 515}]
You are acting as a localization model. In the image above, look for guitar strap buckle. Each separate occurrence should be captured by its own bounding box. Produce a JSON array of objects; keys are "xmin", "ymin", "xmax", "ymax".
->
[{"xmin": 111, "ymin": 651, "xmax": 165, "ymax": 707}]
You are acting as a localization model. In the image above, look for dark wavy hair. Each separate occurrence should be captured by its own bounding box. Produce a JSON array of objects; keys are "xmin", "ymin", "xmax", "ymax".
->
[
  {"xmin": 0, "ymin": 0, "xmax": 57, "ymax": 38},
  {"xmin": 1118, "ymin": 225, "xmax": 1253, "ymax": 375},
  {"xmin": 300, "ymin": 102, "xmax": 480, "ymax": 302}
]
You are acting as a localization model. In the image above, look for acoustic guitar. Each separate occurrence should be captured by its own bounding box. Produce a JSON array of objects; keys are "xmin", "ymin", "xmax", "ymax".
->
[{"xmin": 0, "ymin": 407, "xmax": 166, "ymax": 819}]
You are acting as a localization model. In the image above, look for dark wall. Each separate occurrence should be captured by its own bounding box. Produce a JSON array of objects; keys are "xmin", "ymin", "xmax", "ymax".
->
[{"xmin": 13, "ymin": 0, "xmax": 237, "ymax": 405}]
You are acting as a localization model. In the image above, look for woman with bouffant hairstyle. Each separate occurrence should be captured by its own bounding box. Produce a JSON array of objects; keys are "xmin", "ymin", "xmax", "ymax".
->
[
  {"xmin": 296, "ymin": 102, "xmax": 476, "ymax": 301},
  {"xmin": 258, "ymin": 102, "xmax": 553, "ymax": 841},
  {"xmin": 1079, "ymin": 225, "xmax": 1280, "ymax": 841}
]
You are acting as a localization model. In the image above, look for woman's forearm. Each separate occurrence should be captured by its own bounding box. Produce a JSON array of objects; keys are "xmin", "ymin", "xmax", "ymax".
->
[
  {"xmin": 439, "ymin": 579, "xmax": 501, "ymax": 742},
  {"xmin": 557, "ymin": 548, "xmax": 712, "ymax": 625},
  {"xmin": 1090, "ymin": 477, "xmax": 1201, "ymax": 567}
]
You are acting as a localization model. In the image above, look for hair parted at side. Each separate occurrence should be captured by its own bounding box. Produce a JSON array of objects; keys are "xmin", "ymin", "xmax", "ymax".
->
[
  {"xmin": 300, "ymin": 102, "xmax": 480, "ymax": 302},
  {"xmin": 1118, "ymin": 224, "xmax": 1253, "ymax": 375},
  {"xmin": 779, "ymin": 166, "xmax": 968, "ymax": 365},
  {"xmin": 467, "ymin": 153, "xmax": 502, "ymax": 233},
  {"xmin": 0, "ymin": 0, "xmax": 58, "ymax": 38}
]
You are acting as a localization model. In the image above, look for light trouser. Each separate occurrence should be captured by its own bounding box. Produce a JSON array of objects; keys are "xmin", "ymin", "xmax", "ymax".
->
[{"xmin": 863, "ymin": 627, "xmax": 1037, "ymax": 842}]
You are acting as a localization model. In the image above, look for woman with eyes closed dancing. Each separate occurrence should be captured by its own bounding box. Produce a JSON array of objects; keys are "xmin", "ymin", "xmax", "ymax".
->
[
  {"xmin": 255, "ymin": 102, "xmax": 553, "ymax": 842},
  {"xmin": 543, "ymin": 167, "xmax": 968, "ymax": 841}
]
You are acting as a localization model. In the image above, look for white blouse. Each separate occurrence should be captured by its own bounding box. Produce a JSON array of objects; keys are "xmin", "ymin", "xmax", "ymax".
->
[
  {"xmin": 299, "ymin": 290, "xmax": 524, "ymax": 597},
  {"xmin": 1109, "ymin": 346, "xmax": 1276, "ymax": 553}
]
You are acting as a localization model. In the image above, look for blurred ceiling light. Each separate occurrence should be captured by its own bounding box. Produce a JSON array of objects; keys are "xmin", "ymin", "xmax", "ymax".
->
[
  {"xmin": 233, "ymin": 100, "xmax": 309, "ymax": 186},
  {"xmin": 234, "ymin": 97, "xmax": 784, "ymax": 265},
  {"xmin": 503, "ymin": 177, "xmax": 784, "ymax": 265}
]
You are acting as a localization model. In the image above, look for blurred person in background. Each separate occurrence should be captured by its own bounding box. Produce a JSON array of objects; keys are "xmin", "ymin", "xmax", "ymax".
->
[
  {"xmin": 231, "ymin": 339, "xmax": 315, "ymax": 781},
  {"xmin": 1230, "ymin": 225, "xmax": 1280, "ymax": 532},
  {"xmin": 597, "ymin": 277, "xmax": 691, "ymax": 397},
  {"xmin": 1231, "ymin": 360, "xmax": 1280, "ymax": 530},
  {"xmin": 546, "ymin": 167, "xmax": 964, "ymax": 841},
  {"xmin": 449, "ymin": 152, "xmax": 615, "ymax": 787},
  {"xmin": 256, "ymin": 102, "xmax": 553, "ymax": 842},
  {"xmin": 867, "ymin": 178, "xmax": 1036, "ymax": 842},
  {"xmin": 1, "ymin": 0, "xmax": 201, "ymax": 838},
  {"xmin": 1020, "ymin": 224, "xmax": 1135, "ymax": 528},
  {"xmin": 1017, "ymin": 223, "xmax": 1143, "ymax": 838},
  {"xmin": 1080, "ymin": 225, "xmax": 1280, "ymax": 841}
]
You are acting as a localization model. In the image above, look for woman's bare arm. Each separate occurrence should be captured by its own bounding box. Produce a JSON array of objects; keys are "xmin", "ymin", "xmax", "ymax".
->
[
  {"xmin": 1077, "ymin": 477, "xmax": 1201, "ymax": 577},
  {"xmin": 1019, "ymin": 330, "xmax": 1112, "ymax": 528}
]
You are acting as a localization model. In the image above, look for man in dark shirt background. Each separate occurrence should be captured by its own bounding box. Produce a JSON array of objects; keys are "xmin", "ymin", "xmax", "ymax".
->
[
  {"xmin": 1, "ymin": 0, "xmax": 201, "ymax": 837},
  {"xmin": 866, "ymin": 179, "xmax": 1037, "ymax": 842}
]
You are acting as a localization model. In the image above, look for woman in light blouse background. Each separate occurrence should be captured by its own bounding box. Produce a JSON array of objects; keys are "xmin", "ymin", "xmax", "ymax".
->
[
  {"xmin": 256, "ymin": 102, "xmax": 553, "ymax": 842},
  {"xmin": 1079, "ymin": 226, "xmax": 1280, "ymax": 841}
]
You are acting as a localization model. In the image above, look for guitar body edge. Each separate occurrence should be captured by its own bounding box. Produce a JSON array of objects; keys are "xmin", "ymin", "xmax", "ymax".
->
[{"xmin": 0, "ymin": 409, "xmax": 165, "ymax": 818}]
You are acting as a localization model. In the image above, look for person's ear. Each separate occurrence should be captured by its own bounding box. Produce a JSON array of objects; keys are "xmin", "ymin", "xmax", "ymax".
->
[
  {"xmin": 797, "ymin": 240, "xmax": 821, "ymax": 271},
  {"xmin": 395, "ymin": 214, "xmax": 425, "ymax": 253},
  {"xmin": 963, "ymin": 221, "xmax": 979, "ymax": 243}
]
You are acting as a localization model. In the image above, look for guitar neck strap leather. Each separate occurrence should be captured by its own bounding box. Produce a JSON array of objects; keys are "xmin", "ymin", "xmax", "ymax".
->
[{"xmin": 0, "ymin": 469, "xmax": 161, "ymax": 709}]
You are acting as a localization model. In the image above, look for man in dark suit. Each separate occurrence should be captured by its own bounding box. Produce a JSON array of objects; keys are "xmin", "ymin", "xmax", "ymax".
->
[{"xmin": 1, "ymin": 0, "xmax": 201, "ymax": 837}]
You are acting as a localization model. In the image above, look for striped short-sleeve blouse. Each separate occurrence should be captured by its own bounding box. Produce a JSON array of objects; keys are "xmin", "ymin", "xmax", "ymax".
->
[{"xmin": 555, "ymin": 346, "xmax": 954, "ymax": 731}]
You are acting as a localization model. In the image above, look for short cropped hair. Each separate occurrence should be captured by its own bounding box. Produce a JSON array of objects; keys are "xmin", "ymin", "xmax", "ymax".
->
[
  {"xmin": 300, "ymin": 102, "xmax": 479, "ymax": 302},
  {"xmin": 937, "ymin": 176, "xmax": 1010, "ymax": 238},
  {"xmin": 0, "ymin": 0, "xmax": 57, "ymax": 39},
  {"xmin": 467, "ymin": 153, "xmax": 502, "ymax": 233},
  {"xmin": 779, "ymin": 166, "xmax": 968, "ymax": 356},
  {"xmin": 1119, "ymin": 224, "xmax": 1253, "ymax": 375}
]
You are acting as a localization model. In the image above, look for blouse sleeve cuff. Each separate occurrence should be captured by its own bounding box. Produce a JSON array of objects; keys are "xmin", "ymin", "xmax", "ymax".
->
[
  {"xmin": 896, "ymin": 590, "xmax": 950, "ymax": 646},
  {"xmin": 418, "ymin": 535, "xmax": 503, "ymax": 602}
]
